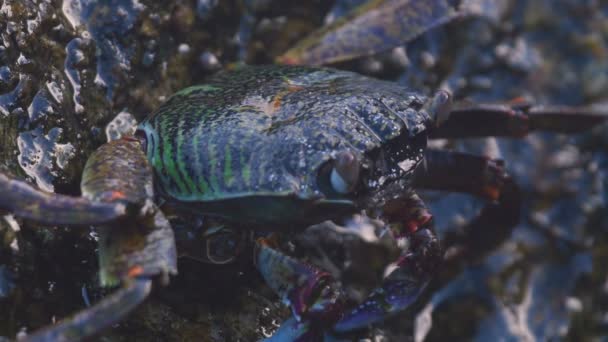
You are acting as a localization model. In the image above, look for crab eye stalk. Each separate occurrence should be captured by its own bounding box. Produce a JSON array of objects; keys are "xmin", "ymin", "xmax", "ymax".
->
[
  {"xmin": 330, "ymin": 151, "xmax": 360, "ymax": 194},
  {"xmin": 426, "ymin": 90, "xmax": 452, "ymax": 126}
]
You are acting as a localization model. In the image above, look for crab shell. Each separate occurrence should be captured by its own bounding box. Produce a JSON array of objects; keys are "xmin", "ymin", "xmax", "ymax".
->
[{"xmin": 137, "ymin": 65, "xmax": 432, "ymax": 226}]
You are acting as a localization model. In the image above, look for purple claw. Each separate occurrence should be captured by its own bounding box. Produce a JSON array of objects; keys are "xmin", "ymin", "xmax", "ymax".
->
[
  {"xmin": 333, "ymin": 274, "xmax": 425, "ymax": 333},
  {"xmin": 333, "ymin": 227, "xmax": 441, "ymax": 333},
  {"xmin": 257, "ymin": 219, "xmax": 440, "ymax": 336},
  {"xmin": 255, "ymin": 238, "xmax": 343, "ymax": 324}
]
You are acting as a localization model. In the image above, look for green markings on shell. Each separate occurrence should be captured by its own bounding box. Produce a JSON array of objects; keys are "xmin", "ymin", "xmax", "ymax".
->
[
  {"xmin": 138, "ymin": 65, "xmax": 429, "ymax": 219},
  {"xmin": 192, "ymin": 109, "xmax": 210, "ymax": 195},
  {"xmin": 224, "ymin": 144, "xmax": 234, "ymax": 187},
  {"xmin": 176, "ymin": 106, "xmax": 200, "ymax": 195},
  {"xmin": 206, "ymin": 130, "xmax": 220, "ymax": 195},
  {"xmin": 160, "ymin": 111, "xmax": 189, "ymax": 195},
  {"xmin": 174, "ymin": 84, "xmax": 220, "ymax": 97},
  {"xmin": 142, "ymin": 122, "xmax": 165, "ymax": 189},
  {"xmin": 241, "ymin": 155, "xmax": 251, "ymax": 188}
]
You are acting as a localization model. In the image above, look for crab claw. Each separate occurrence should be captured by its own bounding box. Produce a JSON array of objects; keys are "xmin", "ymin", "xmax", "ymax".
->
[
  {"xmin": 294, "ymin": 216, "xmax": 401, "ymax": 304},
  {"xmin": 258, "ymin": 210, "xmax": 440, "ymax": 338},
  {"xmin": 255, "ymin": 237, "xmax": 343, "ymax": 325},
  {"xmin": 333, "ymin": 227, "xmax": 441, "ymax": 333}
]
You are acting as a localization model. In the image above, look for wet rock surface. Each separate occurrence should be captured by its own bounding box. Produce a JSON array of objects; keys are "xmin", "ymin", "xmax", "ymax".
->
[{"xmin": 0, "ymin": 0, "xmax": 606, "ymax": 340}]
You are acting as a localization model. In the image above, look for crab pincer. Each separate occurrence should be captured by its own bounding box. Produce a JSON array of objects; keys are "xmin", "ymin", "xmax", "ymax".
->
[
  {"xmin": 331, "ymin": 195, "xmax": 441, "ymax": 334},
  {"xmin": 255, "ymin": 208, "xmax": 441, "ymax": 340},
  {"xmin": 255, "ymin": 236, "xmax": 343, "ymax": 340}
]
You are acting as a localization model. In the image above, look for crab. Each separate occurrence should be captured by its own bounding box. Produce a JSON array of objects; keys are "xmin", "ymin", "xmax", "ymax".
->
[{"xmin": 0, "ymin": 1, "xmax": 607, "ymax": 341}]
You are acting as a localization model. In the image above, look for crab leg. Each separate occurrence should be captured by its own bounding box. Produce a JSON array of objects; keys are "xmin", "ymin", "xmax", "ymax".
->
[
  {"xmin": 430, "ymin": 102, "xmax": 607, "ymax": 139},
  {"xmin": 0, "ymin": 136, "xmax": 158, "ymax": 226},
  {"xmin": 278, "ymin": 0, "xmax": 460, "ymax": 65},
  {"xmin": 414, "ymin": 149, "xmax": 509, "ymax": 201},
  {"xmin": 0, "ymin": 136, "xmax": 159, "ymax": 226},
  {"xmin": 413, "ymin": 149, "xmax": 521, "ymax": 258},
  {"xmin": 16, "ymin": 137, "xmax": 177, "ymax": 341},
  {"xmin": 23, "ymin": 278, "xmax": 152, "ymax": 342},
  {"xmin": 0, "ymin": 172, "xmax": 131, "ymax": 226},
  {"xmin": 21, "ymin": 205, "xmax": 176, "ymax": 342}
]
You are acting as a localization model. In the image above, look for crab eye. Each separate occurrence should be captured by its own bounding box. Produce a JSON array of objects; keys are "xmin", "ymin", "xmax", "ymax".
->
[
  {"xmin": 330, "ymin": 151, "xmax": 360, "ymax": 194},
  {"xmin": 427, "ymin": 90, "xmax": 452, "ymax": 126}
]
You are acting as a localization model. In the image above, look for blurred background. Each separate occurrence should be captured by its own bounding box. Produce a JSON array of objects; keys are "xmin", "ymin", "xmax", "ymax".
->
[{"xmin": 0, "ymin": 0, "xmax": 606, "ymax": 340}]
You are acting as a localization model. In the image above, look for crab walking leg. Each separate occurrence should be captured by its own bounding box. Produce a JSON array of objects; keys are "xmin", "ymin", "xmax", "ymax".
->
[
  {"xmin": 19, "ymin": 137, "xmax": 177, "ymax": 341},
  {"xmin": 0, "ymin": 172, "xmax": 130, "ymax": 226},
  {"xmin": 80, "ymin": 137, "xmax": 155, "ymax": 205},
  {"xmin": 430, "ymin": 102, "xmax": 607, "ymax": 139},
  {"xmin": 277, "ymin": 0, "xmax": 460, "ymax": 65},
  {"xmin": 22, "ymin": 205, "xmax": 178, "ymax": 342},
  {"xmin": 413, "ymin": 149, "xmax": 521, "ymax": 258},
  {"xmin": 332, "ymin": 198, "xmax": 442, "ymax": 333},
  {"xmin": 0, "ymin": 137, "xmax": 156, "ymax": 226},
  {"xmin": 81, "ymin": 138, "xmax": 178, "ymax": 286},
  {"xmin": 22, "ymin": 278, "xmax": 151, "ymax": 342},
  {"xmin": 414, "ymin": 149, "xmax": 508, "ymax": 201}
]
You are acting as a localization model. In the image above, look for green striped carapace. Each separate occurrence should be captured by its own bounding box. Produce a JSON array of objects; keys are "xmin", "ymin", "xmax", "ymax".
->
[{"xmin": 137, "ymin": 65, "xmax": 431, "ymax": 226}]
